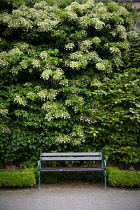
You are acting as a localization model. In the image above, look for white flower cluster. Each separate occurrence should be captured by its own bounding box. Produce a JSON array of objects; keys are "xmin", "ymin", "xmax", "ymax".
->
[
  {"xmin": 20, "ymin": 60, "xmax": 28, "ymax": 69},
  {"xmin": 79, "ymin": 16, "xmax": 90, "ymax": 27},
  {"xmin": 80, "ymin": 116, "xmax": 92, "ymax": 123},
  {"xmin": 107, "ymin": 2, "xmax": 120, "ymax": 12},
  {"xmin": 27, "ymin": 49, "xmax": 36, "ymax": 55},
  {"xmin": 37, "ymin": 20, "xmax": 59, "ymax": 32},
  {"xmin": 55, "ymin": 134, "xmax": 72, "ymax": 143},
  {"xmin": 65, "ymin": 4, "xmax": 78, "ymax": 20},
  {"xmin": 65, "ymin": 96, "xmax": 84, "ymax": 109},
  {"xmin": 69, "ymin": 51, "xmax": 83, "ymax": 61},
  {"xmin": 110, "ymin": 13, "xmax": 124, "ymax": 25},
  {"xmin": 92, "ymin": 37, "xmax": 101, "ymax": 45},
  {"xmin": 65, "ymin": 43, "xmax": 75, "ymax": 50},
  {"xmin": 86, "ymin": 51, "xmax": 101, "ymax": 62},
  {"xmin": 26, "ymin": 92, "xmax": 37, "ymax": 100},
  {"xmin": 0, "ymin": 51, "xmax": 6, "ymax": 57},
  {"xmin": 110, "ymin": 47, "xmax": 121, "ymax": 56},
  {"xmin": 70, "ymin": 131, "xmax": 84, "ymax": 138},
  {"xmin": 90, "ymin": 18, "xmax": 105, "ymax": 30},
  {"xmin": 69, "ymin": 61, "xmax": 80, "ymax": 70},
  {"xmin": 2, "ymin": 3, "xmax": 58, "ymax": 32},
  {"xmin": 59, "ymin": 79, "xmax": 69, "ymax": 86},
  {"xmin": 94, "ymin": 4, "xmax": 107, "ymax": 13},
  {"xmin": 15, "ymin": 42, "xmax": 29, "ymax": 50},
  {"xmin": 42, "ymin": 102, "xmax": 57, "ymax": 110},
  {"xmin": 80, "ymin": 30, "xmax": 87, "ymax": 36},
  {"xmin": 79, "ymin": 40, "xmax": 92, "ymax": 52},
  {"xmin": 116, "ymin": 25, "xmax": 127, "ymax": 39},
  {"xmin": 34, "ymin": 1, "xmax": 47, "ymax": 9},
  {"xmin": 40, "ymin": 51, "xmax": 48, "ymax": 59},
  {"xmin": 66, "ymin": 10, "xmax": 78, "ymax": 20},
  {"xmin": 45, "ymin": 110, "xmax": 70, "ymax": 121},
  {"xmin": 0, "ymin": 59, "xmax": 9, "ymax": 68},
  {"xmin": 46, "ymin": 89, "xmax": 58, "ymax": 100},
  {"xmin": 27, "ymin": 8, "xmax": 39, "ymax": 19},
  {"xmin": 70, "ymin": 126, "xmax": 84, "ymax": 138},
  {"xmin": 72, "ymin": 85, "xmax": 80, "ymax": 94},
  {"xmin": 15, "ymin": 5, "xmax": 28, "ymax": 14},
  {"xmin": 2, "ymin": 14, "xmax": 11, "ymax": 23},
  {"xmin": 53, "ymin": 68, "xmax": 64, "ymax": 81},
  {"xmin": 118, "ymin": 6, "xmax": 129, "ymax": 16},
  {"xmin": 102, "ymin": 60, "xmax": 112, "ymax": 72},
  {"xmin": 23, "ymin": 82, "xmax": 32, "ymax": 87},
  {"xmin": 0, "ymin": 109, "xmax": 8, "ymax": 116},
  {"xmin": 41, "ymin": 68, "xmax": 64, "ymax": 81},
  {"xmin": 96, "ymin": 62, "xmax": 106, "ymax": 71},
  {"xmin": 14, "ymin": 95, "xmax": 27, "ymax": 106},
  {"xmin": 37, "ymin": 90, "xmax": 48, "ymax": 101},
  {"xmin": 65, "ymin": 99, "xmax": 74, "ymax": 107},
  {"xmin": 41, "ymin": 69, "xmax": 52, "ymax": 80},
  {"xmin": 34, "ymin": 85, "xmax": 41, "ymax": 90},
  {"xmin": 100, "ymin": 12, "xmax": 111, "ymax": 22},
  {"xmin": 8, "ymin": 47, "xmax": 23, "ymax": 55},
  {"xmin": 128, "ymin": 31, "xmax": 138, "ymax": 39},
  {"xmin": 10, "ymin": 66, "xmax": 21, "ymax": 74},
  {"xmin": 38, "ymin": 89, "xmax": 58, "ymax": 101},
  {"xmin": 0, "ymin": 124, "xmax": 11, "ymax": 134},
  {"xmin": 65, "ymin": 59, "xmax": 88, "ymax": 70},
  {"xmin": 86, "ymin": 0, "xmax": 94, "ymax": 7},
  {"xmin": 113, "ymin": 57, "xmax": 123, "ymax": 67},
  {"xmin": 32, "ymin": 59, "xmax": 41, "ymax": 68},
  {"xmin": 8, "ymin": 17, "xmax": 33, "ymax": 30},
  {"xmin": 65, "ymin": 1, "xmax": 94, "ymax": 23}
]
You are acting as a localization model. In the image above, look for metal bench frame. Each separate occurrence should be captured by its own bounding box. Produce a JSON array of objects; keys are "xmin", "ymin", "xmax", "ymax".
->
[{"xmin": 38, "ymin": 152, "xmax": 106, "ymax": 189}]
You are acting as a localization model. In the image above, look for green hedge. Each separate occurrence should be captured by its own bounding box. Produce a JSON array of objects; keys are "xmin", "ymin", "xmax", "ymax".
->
[
  {"xmin": 0, "ymin": 168, "xmax": 36, "ymax": 187},
  {"xmin": 107, "ymin": 167, "xmax": 140, "ymax": 188}
]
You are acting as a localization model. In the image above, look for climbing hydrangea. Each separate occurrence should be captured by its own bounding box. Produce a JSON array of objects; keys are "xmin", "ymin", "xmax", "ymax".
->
[{"xmin": 0, "ymin": 0, "xmax": 139, "ymax": 166}]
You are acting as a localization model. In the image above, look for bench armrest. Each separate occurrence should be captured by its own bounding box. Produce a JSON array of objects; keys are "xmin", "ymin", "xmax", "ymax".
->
[
  {"xmin": 102, "ymin": 159, "xmax": 106, "ymax": 169},
  {"xmin": 38, "ymin": 160, "xmax": 41, "ymax": 170}
]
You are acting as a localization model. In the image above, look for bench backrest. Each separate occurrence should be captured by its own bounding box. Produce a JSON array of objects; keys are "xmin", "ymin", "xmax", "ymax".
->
[{"xmin": 40, "ymin": 152, "xmax": 103, "ymax": 161}]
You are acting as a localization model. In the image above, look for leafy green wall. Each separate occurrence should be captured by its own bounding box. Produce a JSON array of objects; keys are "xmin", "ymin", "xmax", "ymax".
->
[{"xmin": 0, "ymin": 0, "xmax": 139, "ymax": 167}]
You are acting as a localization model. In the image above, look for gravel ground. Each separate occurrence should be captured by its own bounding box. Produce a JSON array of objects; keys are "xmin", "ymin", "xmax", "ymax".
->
[{"xmin": 0, "ymin": 183, "xmax": 140, "ymax": 210}]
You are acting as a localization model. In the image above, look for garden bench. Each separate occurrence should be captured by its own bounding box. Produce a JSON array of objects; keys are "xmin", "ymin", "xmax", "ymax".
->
[{"xmin": 37, "ymin": 152, "xmax": 106, "ymax": 189}]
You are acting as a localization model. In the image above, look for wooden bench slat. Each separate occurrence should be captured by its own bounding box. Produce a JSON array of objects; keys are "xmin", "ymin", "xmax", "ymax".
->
[
  {"xmin": 41, "ymin": 167, "xmax": 104, "ymax": 172},
  {"xmin": 41, "ymin": 152, "xmax": 102, "ymax": 157},
  {"xmin": 41, "ymin": 157, "xmax": 102, "ymax": 161}
]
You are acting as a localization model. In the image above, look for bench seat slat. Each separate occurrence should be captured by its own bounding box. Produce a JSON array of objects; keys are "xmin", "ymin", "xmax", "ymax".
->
[
  {"xmin": 41, "ymin": 152, "xmax": 102, "ymax": 157},
  {"xmin": 41, "ymin": 157, "xmax": 102, "ymax": 161},
  {"xmin": 41, "ymin": 167, "xmax": 104, "ymax": 172}
]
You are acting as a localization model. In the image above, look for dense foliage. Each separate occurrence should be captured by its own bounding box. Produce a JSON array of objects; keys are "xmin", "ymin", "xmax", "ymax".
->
[{"xmin": 0, "ymin": 0, "xmax": 139, "ymax": 167}]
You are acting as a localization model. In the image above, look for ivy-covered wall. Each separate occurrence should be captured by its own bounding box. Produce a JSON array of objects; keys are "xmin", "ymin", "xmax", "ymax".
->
[{"xmin": 0, "ymin": 0, "xmax": 139, "ymax": 167}]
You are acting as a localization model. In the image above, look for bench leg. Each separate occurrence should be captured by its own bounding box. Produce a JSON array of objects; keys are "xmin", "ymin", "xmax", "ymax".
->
[
  {"xmin": 37, "ymin": 171, "xmax": 41, "ymax": 190},
  {"xmin": 104, "ymin": 170, "xmax": 107, "ymax": 189}
]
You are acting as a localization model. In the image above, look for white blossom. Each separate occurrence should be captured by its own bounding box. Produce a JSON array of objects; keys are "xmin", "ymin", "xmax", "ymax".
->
[
  {"xmin": 20, "ymin": 60, "xmax": 28, "ymax": 69},
  {"xmin": 0, "ymin": 109, "xmax": 8, "ymax": 116},
  {"xmin": 32, "ymin": 59, "xmax": 41, "ymax": 68},
  {"xmin": 40, "ymin": 51, "xmax": 48, "ymax": 59},
  {"xmin": 65, "ymin": 43, "xmax": 75, "ymax": 50},
  {"xmin": 14, "ymin": 95, "xmax": 27, "ymax": 106},
  {"xmin": 96, "ymin": 62, "xmax": 106, "ymax": 70},
  {"xmin": 41, "ymin": 69, "xmax": 52, "ymax": 80},
  {"xmin": 53, "ymin": 68, "xmax": 64, "ymax": 81}
]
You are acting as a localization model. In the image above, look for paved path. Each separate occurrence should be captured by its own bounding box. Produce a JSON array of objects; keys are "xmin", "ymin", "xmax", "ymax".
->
[{"xmin": 0, "ymin": 183, "xmax": 140, "ymax": 210}]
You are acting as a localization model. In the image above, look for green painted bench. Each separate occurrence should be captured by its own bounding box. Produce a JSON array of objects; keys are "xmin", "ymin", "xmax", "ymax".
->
[{"xmin": 37, "ymin": 152, "xmax": 106, "ymax": 189}]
